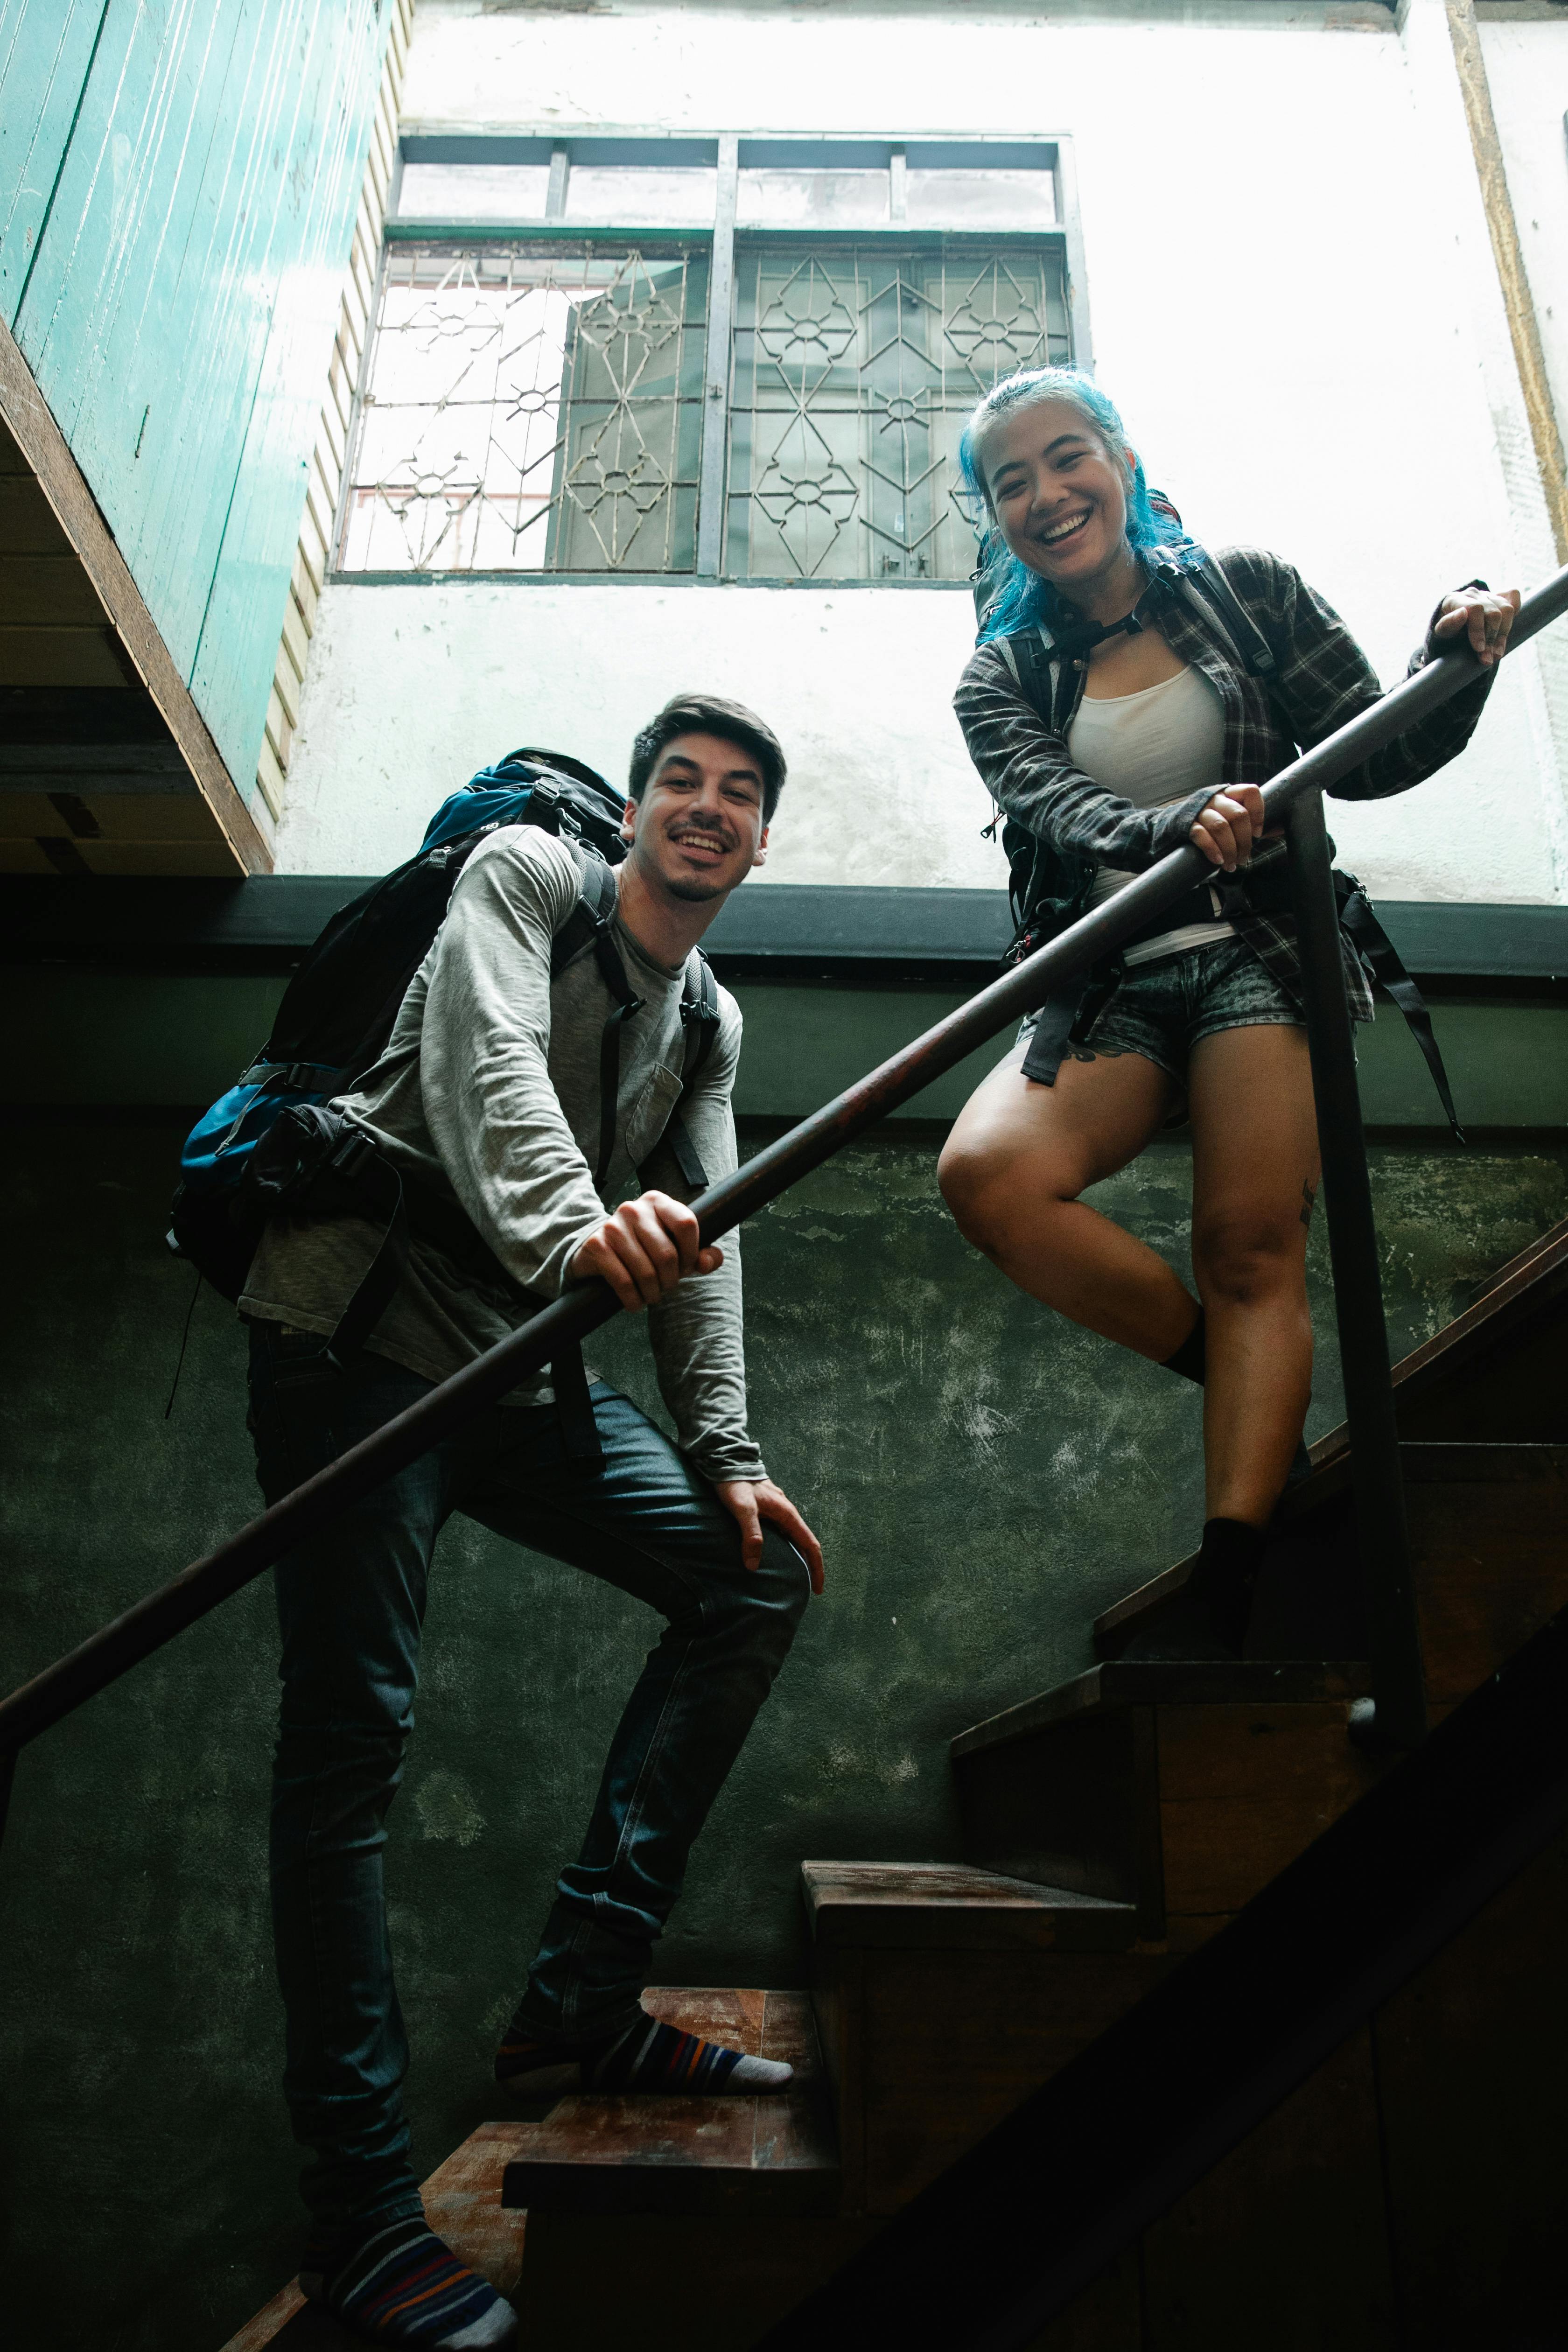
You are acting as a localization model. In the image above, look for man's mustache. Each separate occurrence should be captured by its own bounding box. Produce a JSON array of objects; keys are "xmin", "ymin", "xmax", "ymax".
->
[{"xmin": 666, "ymin": 817, "xmax": 736, "ymax": 844}]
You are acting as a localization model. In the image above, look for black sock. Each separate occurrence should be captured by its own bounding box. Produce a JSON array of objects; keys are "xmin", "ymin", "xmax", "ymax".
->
[
  {"xmin": 1190, "ymin": 1516, "xmax": 1268, "ymax": 1656},
  {"xmin": 1161, "ymin": 1308, "xmax": 1207, "ymax": 1386}
]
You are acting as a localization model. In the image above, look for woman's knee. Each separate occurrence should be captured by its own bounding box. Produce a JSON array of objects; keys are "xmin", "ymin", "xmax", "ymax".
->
[
  {"xmin": 939, "ymin": 1134, "xmax": 1067, "ymax": 1252},
  {"xmin": 1192, "ymin": 1211, "xmax": 1305, "ymax": 1309}
]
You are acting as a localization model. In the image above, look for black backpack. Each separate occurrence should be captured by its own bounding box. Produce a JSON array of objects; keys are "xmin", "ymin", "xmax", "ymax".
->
[{"xmin": 169, "ymin": 747, "xmax": 721, "ymax": 1402}]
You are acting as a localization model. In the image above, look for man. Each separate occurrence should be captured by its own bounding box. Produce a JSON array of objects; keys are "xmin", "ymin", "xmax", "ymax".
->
[{"xmin": 240, "ymin": 693, "xmax": 821, "ymax": 2349}]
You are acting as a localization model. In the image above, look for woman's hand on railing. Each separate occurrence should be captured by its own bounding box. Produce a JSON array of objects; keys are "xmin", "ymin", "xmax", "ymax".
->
[
  {"xmin": 1429, "ymin": 586, "xmax": 1521, "ymax": 669},
  {"xmin": 1190, "ymin": 784, "xmax": 1266, "ymax": 873},
  {"xmin": 571, "ymin": 1191, "xmax": 723, "ymax": 1311},
  {"xmin": 714, "ymin": 1478, "xmax": 826, "ymax": 1594}
]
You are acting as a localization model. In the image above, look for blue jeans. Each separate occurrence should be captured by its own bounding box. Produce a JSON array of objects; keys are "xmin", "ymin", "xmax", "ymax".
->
[{"xmin": 246, "ymin": 1323, "xmax": 809, "ymax": 2239}]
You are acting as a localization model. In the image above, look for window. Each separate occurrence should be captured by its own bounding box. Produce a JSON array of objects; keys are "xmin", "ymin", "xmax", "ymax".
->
[
  {"xmin": 342, "ymin": 246, "xmax": 709, "ymax": 573},
  {"xmin": 726, "ymin": 246, "xmax": 1069, "ymax": 581},
  {"xmin": 339, "ymin": 135, "xmax": 1089, "ymax": 582}
]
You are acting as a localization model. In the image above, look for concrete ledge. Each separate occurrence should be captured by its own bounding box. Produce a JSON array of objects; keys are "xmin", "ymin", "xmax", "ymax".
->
[{"xmin": 4, "ymin": 878, "xmax": 1565, "ymax": 987}]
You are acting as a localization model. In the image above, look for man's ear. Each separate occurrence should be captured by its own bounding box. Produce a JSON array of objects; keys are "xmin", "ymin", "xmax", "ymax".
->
[
  {"xmin": 749, "ymin": 824, "xmax": 769, "ymax": 871},
  {"xmin": 619, "ymin": 796, "xmax": 638, "ymax": 847}
]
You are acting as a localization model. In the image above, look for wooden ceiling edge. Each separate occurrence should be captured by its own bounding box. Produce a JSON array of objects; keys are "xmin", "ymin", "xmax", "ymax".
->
[{"xmin": 0, "ymin": 315, "xmax": 273, "ymax": 877}]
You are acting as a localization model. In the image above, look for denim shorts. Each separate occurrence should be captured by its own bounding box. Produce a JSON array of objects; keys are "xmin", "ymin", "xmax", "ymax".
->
[{"xmin": 1025, "ymin": 937, "xmax": 1305, "ymax": 1092}]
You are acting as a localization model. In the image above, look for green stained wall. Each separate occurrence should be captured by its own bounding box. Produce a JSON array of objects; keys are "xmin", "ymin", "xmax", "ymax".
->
[
  {"xmin": 0, "ymin": 0, "xmax": 388, "ymax": 793},
  {"xmin": 2, "ymin": 1110, "xmax": 1566, "ymax": 2347}
]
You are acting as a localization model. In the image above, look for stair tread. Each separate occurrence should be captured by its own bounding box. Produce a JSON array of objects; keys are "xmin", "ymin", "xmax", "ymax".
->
[
  {"xmin": 499, "ymin": 1988, "xmax": 838, "ymax": 2217},
  {"xmin": 952, "ymin": 1659, "xmax": 1373, "ymax": 1761},
  {"xmin": 1094, "ymin": 1441, "xmax": 1568, "ymax": 1652},
  {"xmin": 801, "ymin": 1859, "xmax": 1138, "ymax": 1950}
]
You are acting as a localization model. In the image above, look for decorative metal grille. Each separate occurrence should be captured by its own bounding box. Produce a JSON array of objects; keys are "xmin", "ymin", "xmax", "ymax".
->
[
  {"xmin": 342, "ymin": 245, "xmax": 708, "ymax": 573},
  {"xmin": 724, "ymin": 244, "xmax": 1070, "ymax": 580}
]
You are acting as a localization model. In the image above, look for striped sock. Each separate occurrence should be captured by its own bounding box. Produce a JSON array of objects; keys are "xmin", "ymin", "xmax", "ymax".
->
[
  {"xmin": 495, "ymin": 2009, "xmax": 793, "ymax": 2098},
  {"xmin": 301, "ymin": 2216, "xmax": 517, "ymax": 2348}
]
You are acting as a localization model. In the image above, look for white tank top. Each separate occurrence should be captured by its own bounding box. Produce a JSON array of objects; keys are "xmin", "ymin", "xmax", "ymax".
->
[{"xmin": 1067, "ymin": 665, "xmax": 1231, "ymax": 967}]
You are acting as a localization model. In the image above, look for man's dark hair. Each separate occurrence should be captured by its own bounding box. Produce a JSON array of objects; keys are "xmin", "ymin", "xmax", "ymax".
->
[{"xmin": 627, "ymin": 692, "xmax": 786, "ymax": 821}]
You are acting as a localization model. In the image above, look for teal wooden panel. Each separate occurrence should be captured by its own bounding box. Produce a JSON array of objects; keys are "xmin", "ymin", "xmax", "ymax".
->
[
  {"xmin": 0, "ymin": 0, "xmax": 109, "ymax": 329},
  {"xmin": 10, "ymin": 0, "xmax": 388, "ymax": 800},
  {"xmin": 190, "ymin": 0, "xmax": 388, "ymax": 792}
]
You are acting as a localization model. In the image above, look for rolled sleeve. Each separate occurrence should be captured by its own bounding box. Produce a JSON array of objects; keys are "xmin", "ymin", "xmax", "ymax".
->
[{"xmin": 643, "ymin": 1001, "xmax": 767, "ymax": 1487}]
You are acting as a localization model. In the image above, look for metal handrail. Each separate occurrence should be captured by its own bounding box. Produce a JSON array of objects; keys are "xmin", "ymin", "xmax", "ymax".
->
[{"xmin": 3, "ymin": 563, "xmax": 1567, "ymax": 1799}]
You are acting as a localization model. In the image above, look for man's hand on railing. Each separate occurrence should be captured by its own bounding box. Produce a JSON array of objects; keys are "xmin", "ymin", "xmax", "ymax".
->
[
  {"xmin": 570, "ymin": 1190, "xmax": 723, "ymax": 1311},
  {"xmin": 1428, "ymin": 585, "xmax": 1521, "ymax": 670},
  {"xmin": 714, "ymin": 1478, "xmax": 826, "ymax": 1594},
  {"xmin": 1190, "ymin": 783, "xmax": 1266, "ymax": 873}
]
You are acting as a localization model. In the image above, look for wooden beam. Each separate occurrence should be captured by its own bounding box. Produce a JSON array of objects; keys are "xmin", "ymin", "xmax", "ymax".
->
[
  {"xmin": 1446, "ymin": 0, "xmax": 1568, "ymax": 562},
  {"xmin": 0, "ymin": 315, "xmax": 271, "ymax": 875}
]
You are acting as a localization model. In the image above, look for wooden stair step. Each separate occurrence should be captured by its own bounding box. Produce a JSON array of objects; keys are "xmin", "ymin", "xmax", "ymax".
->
[
  {"xmin": 1095, "ymin": 1442, "xmax": 1568, "ymax": 1701},
  {"xmin": 950, "ymin": 1658, "xmax": 1386, "ymax": 1940},
  {"xmin": 500, "ymin": 1988, "xmax": 838, "ymax": 2217},
  {"xmin": 952, "ymin": 1659, "xmax": 1372, "ymax": 1761},
  {"xmin": 802, "ymin": 1864, "xmax": 1167, "ymax": 2219},
  {"xmin": 802, "ymin": 1859, "xmax": 1139, "ymax": 1951}
]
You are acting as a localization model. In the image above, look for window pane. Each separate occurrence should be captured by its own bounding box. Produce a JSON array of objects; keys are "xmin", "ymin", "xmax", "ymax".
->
[
  {"xmin": 736, "ymin": 169, "xmax": 892, "ymax": 228},
  {"xmin": 398, "ymin": 164, "xmax": 551, "ymax": 222},
  {"xmin": 564, "ymin": 167, "xmax": 718, "ymax": 225},
  {"xmin": 343, "ymin": 245, "xmax": 708, "ymax": 574},
  {"xmin": 724, "ymin": 244, "xmax": 1071, "ymax": 581},
  {"xmin": 904, "ymin": 169, "xmax": 1057, "ymax": 229}
]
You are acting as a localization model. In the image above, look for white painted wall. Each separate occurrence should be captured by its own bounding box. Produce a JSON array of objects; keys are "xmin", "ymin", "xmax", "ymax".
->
[{"xmin": 279, "ymin": 0, "xmax": 1568, "ymax": 900}]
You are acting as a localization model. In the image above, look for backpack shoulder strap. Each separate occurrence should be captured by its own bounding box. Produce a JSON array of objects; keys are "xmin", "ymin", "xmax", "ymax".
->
[
  {"xmin": 994, "ymin": 626, "xmax": 1071, "ymax": 734},
  {"xmin": 545, "ymin": 845, "xmax": 644, "ymax": 1189},
  {"xmin": 679, "ymin": 950, "xmax": 721, "ymax": 1086},
  {"xmin": 1177, "ymin": 550, "xmax": 1282, "ymax": 681},
  {"xmin": 550, "ymin": 844, "xmax": 622, "ymax": 979}
]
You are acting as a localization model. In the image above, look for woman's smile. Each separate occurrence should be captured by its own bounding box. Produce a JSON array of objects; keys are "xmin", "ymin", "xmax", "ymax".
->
[{"xmin": 1036, "ymin": 506, "xmax": 1093, "ymax": 546}]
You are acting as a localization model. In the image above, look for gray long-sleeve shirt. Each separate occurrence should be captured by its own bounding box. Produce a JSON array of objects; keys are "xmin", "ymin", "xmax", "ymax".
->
[{"xmin": 240, "ymin": 826, "xmax": 766, "ymax": 1485}]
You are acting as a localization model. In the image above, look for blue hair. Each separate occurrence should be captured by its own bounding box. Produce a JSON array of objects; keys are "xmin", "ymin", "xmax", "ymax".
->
[{"xmin": 959, "ymin": 368, "xmax": 1198, "ymax": 644}]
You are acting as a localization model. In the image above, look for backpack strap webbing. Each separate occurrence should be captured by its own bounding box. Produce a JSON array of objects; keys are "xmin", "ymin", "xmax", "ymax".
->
[{"xmin": 657, "ymin": 951, "xmax": 720, "ymax": 1193}]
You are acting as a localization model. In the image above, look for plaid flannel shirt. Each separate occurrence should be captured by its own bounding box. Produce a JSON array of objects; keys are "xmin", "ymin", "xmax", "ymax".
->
[{"xmin": 953, "ymin": 544, "xmax": 1494, "ymax": 1022}]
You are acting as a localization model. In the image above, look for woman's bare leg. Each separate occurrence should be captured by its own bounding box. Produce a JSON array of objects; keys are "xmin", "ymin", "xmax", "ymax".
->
[
  {"xmin": 1187, "ymin": 1023, "xmax": 1321, "ymax": 1527},
  {"xmin": 938, "ymin": 1038, "xmax": 1198, "ymax": 1360}
]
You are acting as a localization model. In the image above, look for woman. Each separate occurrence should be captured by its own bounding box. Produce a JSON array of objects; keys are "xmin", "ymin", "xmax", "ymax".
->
[{"xmin": 938, "ymin": 368, "xmax": 1518, "ymax": 1654}]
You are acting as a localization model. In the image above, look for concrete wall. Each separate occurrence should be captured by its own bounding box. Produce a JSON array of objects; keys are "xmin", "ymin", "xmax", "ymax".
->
[
  {"xmin": 273, "ymin": 0, "xmax": 1568, "ymax": 900},
  {"xmin": 0, "ymin": 0, "xmax": 389, "ymax": 799},
  {"xmin": 4, "ymin": 1108, "xmax": 1566, "ymax": 2347}
]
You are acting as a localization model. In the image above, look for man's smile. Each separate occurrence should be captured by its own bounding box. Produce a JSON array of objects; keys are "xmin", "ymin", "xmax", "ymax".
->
[{"xmin": 668, "ymin": 824, "xmax": 734, "ymax": 861}]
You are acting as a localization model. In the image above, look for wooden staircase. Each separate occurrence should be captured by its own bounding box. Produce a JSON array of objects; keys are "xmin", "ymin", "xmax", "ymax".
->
[
  {"xmin": 801, "ymin": 1220, "xmax": 1568, "ymax": 2238},
  {"xmin": 222, "ymin": 1220, "xmax": 1568, "ymax": 2348}
]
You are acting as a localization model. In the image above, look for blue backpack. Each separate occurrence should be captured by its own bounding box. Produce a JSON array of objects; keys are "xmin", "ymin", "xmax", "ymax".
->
[{"xmin": 168, "ymin": 747, "xmax": 720, "ymax": 1386}]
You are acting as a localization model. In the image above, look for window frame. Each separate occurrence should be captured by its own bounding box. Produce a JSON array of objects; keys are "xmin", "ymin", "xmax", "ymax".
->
[{"xmin": 334, "ymin": 131, "xmax": 1093, "ymax": 586}]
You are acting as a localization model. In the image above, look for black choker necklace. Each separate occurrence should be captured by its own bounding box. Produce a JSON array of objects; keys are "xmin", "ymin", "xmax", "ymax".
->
[{"xmin": 1054, "ymin": 608, "xmax": 1143, "ymax": 664}]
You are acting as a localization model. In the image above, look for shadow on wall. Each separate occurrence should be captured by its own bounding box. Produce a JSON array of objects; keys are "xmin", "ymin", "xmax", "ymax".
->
[{"xmin": 1, "ymin": 1115, "xmax": 1565, "ymax": 2348}]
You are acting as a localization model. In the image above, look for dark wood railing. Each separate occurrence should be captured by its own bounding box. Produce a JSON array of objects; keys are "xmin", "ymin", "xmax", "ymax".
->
[{"xmin": 4, "ymin": 561, "xmax": 1568, "ymax": 1842}]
